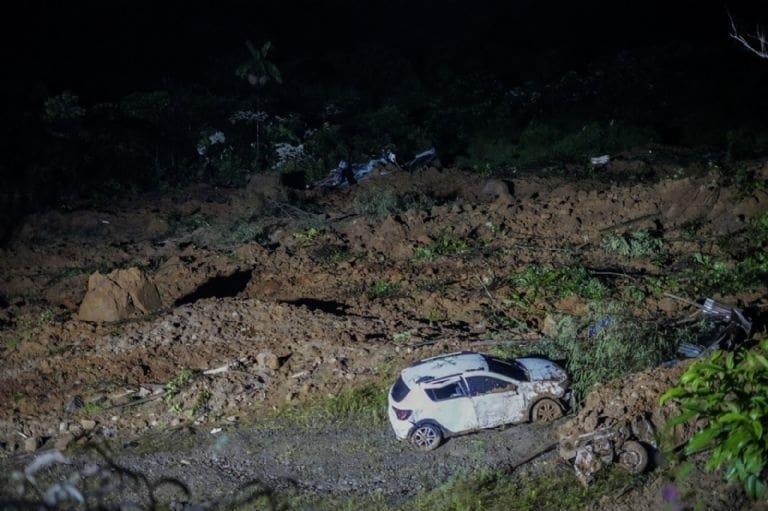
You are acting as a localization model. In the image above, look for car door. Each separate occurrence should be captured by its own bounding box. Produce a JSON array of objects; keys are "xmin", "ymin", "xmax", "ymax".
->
[
  {"xmin": 465, "ymin": 374, "xmax": 526, "ymax": 428},
  {"xmin": 421, "ymin": 376, "xmax": 478, "ymax": 434}
]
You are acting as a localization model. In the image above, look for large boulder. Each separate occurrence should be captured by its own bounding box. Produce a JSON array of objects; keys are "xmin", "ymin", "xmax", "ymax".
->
[{"xmin": 78, "ymin": 267, "xmax": 162, "ymax": 322}]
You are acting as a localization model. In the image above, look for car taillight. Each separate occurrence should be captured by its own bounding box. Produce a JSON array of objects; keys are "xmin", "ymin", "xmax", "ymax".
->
[{"xmin": 393, "ymin": 407, "xmax": 412, "ymax": 420}]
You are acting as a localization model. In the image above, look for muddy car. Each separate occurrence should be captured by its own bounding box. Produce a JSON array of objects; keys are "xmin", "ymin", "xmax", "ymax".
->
[{"xmin": 388, "ymin": 351, "xmax": 572, "ymax": 450}]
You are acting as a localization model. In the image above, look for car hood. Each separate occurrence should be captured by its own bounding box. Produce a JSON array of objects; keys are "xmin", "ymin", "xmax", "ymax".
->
[{"xmin": 516, "ymin": 357, "xmax": 568, "ymax": 382}]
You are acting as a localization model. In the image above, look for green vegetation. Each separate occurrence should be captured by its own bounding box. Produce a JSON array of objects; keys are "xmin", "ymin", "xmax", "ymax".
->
[
  {"xmin": 508, "ymin": 264, "xmax": 605, "ymax": 308},
  {"xmin": 80, "ymin": 402, "xmax": 104, "ymax": 415},
  {"xmin": 662, "ymin": 339, "xmax": 768, "ymax": 499},
  {"xmin": 302, "ymin": 465, "xmax": 640, "ymax": 510},
  {"xmin": 164, "ymin": 368, "xmax": 196, "ymax": 405},
  {"xmin": 601, "ymin": 230, "xmax": 665, "ymax": 259},
  {"xmin": 191, "ymin": 389, "xmax": 212, "ymax": 417},
  {"xmin": 683, "ymin": 252, "xmax": 768, "ymax": 294},
  {"xmin": 275, "ymin": 382, "xmax": 389, "ymax": 427},
  {"xmin": 460, "ymin": 121, "xmax": 655, "ymax": 171},
  {"xmin": 367, "ymin": 280, "xmax": 403, "ymax": 299},
  {"xmin": 546, "ymin": 302, "xmax": 677, "ymax": 401},
  {"xmin": 293, "ymin": 227, "xmax": 322, "ymax": 244},
  {"xmin": 352, "ymin": 187, "xmax": 436, "ymax": 218},
  {"xmin": 493, "ymin": 301, "xmax": 679, "ymax": 401},
  {"xmin": 228, "ymin": 219, "xmax": 267, "ymax": 245},
  {"xmin": 392, "ymin": 331, "xmax": 413, "ymax": 344},
  {"xmin": 408, "ymin": 466, "xmax": 639, "ymax": 511},
  {"xmin": 168, "ymin": 211, "xmax": 210, "ymax": 234},
  {"xmin": 413, "ymin": 233, "xmax": 470, "ymax": 261}
]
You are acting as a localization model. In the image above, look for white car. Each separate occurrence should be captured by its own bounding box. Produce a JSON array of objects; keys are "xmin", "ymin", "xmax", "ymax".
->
[{"xmin": 388, "ymin": 351, "xmax": 572, "ymax": 450}]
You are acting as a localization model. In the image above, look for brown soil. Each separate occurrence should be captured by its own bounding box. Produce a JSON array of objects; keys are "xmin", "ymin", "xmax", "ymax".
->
[{"xmin": 1, "ymin": 162, "xmax": 767, "ymax": 505}]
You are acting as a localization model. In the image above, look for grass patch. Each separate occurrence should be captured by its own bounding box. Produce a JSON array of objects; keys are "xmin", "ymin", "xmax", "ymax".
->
[
  {"xmin": 163, "ymin": 368, "xmax": 197, "ymax": 413},
  {"xmin": 493, "ymin": 301, "xmax": 679, "ymax": 402},
  {"xmin": 275, "ymin": 382, "xmax": 390, "ymax": 427},
  {"xmin": 293, "ymin": 226, "xmax": 322, "ymax": 244},
  {"xmin": 682, "ymin": 252, "xmax": 768, "ymax": 294},
  {"xmin": 367, "ymin": 280, "xmax": 403, "ymax": 299},
  {"xmin": 167, "ymin": 211, "xmax": 210, "ymax": 235},
  {"xmin": 353, "ymin": 187, "xmax": 436, "ymax": 218},
  {"xmin": 409, "ymin": 465, "xmax": 639, "ymax": 511},
  {"xmin": 507, "ymin": 264, "xmax": 606, "ymax": 308},
  {"xmin": 601, "ymin": 230, "xmax": 665, "ymax": 259},
  {"xmin": 413, "ymin": 233, "xmax": 470, "ymax": 261},
  {"xmin": 227, "ymin": 219, "xmax": 267, "ymax": 245}
]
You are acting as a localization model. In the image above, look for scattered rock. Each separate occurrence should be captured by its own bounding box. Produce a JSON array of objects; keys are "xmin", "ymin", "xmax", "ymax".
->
[
  {"xmin": 23, "ymin": 436, "xmax": 40, "ymax": 452},
  {"xmin": 257, "ymin": 351, "xmax": 280, "ymax": 370},
  {"xmin": 481, "ymin": 179, "xmax": 514, "ymax": 203},
  {"xmin": 78, "ymin": 267, "xmax": 162, "ymax": 322},
  {"xmin": 80, "ymin": 419, "xmax": 97, "ymax": 431},
  {"xmin": 54, "ymin": 432, "xmax": 74, "ymax": 451},
  {"xmin": 64, "ymin": 395, "xmax": 84, "ymax": 413}
]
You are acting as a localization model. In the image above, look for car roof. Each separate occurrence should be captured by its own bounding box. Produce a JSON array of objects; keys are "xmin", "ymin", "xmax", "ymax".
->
[{"xmin": 401, "ymin": 352, "xmax": 488, "ymax": 386}]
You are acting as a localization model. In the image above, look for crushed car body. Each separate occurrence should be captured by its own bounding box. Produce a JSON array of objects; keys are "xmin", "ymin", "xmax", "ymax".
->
[{"xmin": 388, "ymin": 351, "xmax": 572, "ymax": 451}]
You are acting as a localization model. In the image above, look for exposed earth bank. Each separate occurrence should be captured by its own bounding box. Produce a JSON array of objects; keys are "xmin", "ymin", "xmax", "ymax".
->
[{"xmin": 1, "ymin": 160, "xmax": 767, "ymax": 508}]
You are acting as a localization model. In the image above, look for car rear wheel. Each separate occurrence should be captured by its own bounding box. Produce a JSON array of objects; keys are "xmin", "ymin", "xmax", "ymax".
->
[
  {"xmin": 617, "ymin": 441, "xmax": 648, "ymax": 474},
  {"xmin": 410, "ymin": 423, "xmax": 443, "ymax": 451},
  {"xmin": 531, "ymin": 398, "xmax": 563, "ymax": 423}
]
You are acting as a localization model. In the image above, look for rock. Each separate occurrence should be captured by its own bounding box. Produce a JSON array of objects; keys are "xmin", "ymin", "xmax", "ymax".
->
[
  {"xmin": 541, "ymin": 314, "xmax": 558, "ymax": 338},
  {"xmin": 481, "ymin": 179, "xmax": 514, "ymax": 203},
  {"xmin": 54, "ymin": 432, "xmax": 74, "ymax": 451},
  {"xmin": 80, "ymin": 419, "xmax": 97, "ymax": 431},
  {"xmin": 257, "ymin": 351, "xmax": 280, "ymax": 370},
  {"xmin": 64, "ymin": 395, "xmax": 84, "ymax": 413},
  {"xmin": 78, "ymin": 267, "xmax": 162, "ymax": 322},
  {"xmin": 23, "ymin": 436, "xmax": 40, "ymax": 452}
]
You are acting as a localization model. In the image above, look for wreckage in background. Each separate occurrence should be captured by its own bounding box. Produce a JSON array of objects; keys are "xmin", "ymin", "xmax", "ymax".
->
[
  {"xmin": 559, "ymin": 298, "xmax": 754, "ymax": 485},
  {"xmin": 676, "ymin": 298, "xmax": 752, "ymax": 358},
  {"xmin": 312, "ymin": 147, "xmax": 437, "ymax": 189}
]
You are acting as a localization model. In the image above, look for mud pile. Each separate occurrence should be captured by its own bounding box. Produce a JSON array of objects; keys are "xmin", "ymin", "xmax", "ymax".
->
[
  {"xmin": 1, "ymin": 163, "xmax": 766, "ymax": 456},
  {"xmin": 558, "ymin": 363, "xmax": 689, "ymax": 442}
]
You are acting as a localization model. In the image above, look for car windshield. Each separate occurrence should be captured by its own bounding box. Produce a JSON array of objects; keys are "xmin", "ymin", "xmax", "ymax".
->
[
  {"xmin": 391, "ymin": 376, "xmax": 411, "ymax": 402},
  {"xmin": 485, "ymin": 357, "xmax": 528, "ymax": 381}
]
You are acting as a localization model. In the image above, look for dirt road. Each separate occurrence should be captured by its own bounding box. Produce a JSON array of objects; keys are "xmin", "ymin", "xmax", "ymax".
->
[{"xmin": 1, "ymin": 418, "xmax": 560, "ymax": 506}]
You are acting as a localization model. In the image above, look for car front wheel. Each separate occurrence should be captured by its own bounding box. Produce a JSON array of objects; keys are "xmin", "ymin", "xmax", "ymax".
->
[
  {"xmin": 530, "ymin": 398, "xmax": 563, "ymax": 423},
  {"xmin": 410, "ymin": 423, "xmax": 443, "ymax": 451}
]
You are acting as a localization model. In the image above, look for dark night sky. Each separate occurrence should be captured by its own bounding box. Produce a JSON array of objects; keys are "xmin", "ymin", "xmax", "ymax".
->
[{"xmin": 2, "ymin": 0, "xmax": 766, "ymax": 101}]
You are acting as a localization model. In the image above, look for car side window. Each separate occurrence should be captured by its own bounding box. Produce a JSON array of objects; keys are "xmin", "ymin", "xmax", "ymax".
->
[
  {"xmin": 466, "ymin": 376, "xmax": 516, "ymax": 396},
  {"xmin": 426, "ymin": 381, "xmax": 466, "ymax": 401}
]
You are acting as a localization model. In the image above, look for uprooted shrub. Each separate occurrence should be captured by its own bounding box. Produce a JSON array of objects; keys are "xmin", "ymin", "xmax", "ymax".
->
[
  {"xmin": 352, "ymin": 186, "xmax": 436, "ymax": 218},
  {"xmin": 661, "ymin": 339, "xmax": 768, "ymax": 499},
  {"xmin": 525, "ymin": 302, "xmax": 679, "ymax": 402}
]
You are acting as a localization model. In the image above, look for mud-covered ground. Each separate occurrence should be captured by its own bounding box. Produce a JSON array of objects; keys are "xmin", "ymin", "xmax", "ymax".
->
[{"xmin": 1, "ymin": 157, "xmax": 767, "ymax": 508}]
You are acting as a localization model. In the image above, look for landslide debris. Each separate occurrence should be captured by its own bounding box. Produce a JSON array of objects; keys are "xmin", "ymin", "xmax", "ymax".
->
[{"xmin": 77, "ymin": 267, "xmax": 162, "ymax": 322}]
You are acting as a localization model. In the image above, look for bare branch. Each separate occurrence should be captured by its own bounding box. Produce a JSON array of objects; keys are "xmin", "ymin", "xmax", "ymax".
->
[{"xmin": 729, "ymin": 15, "xmax": 768, "ymax": 59}]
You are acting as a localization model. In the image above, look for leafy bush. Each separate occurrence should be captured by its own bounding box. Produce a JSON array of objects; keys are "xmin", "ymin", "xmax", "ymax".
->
[
  {"xmin": 685, "ymin": 252, "xmax": 768, "ymax": 294},
  {"xmin": 227, "ymin": 219, "xmax": 267, "ymax": 245},
  {"xmin": 661, "ymin": 340, "xmax": 768, "ymax": 499},
  {"xmin": 508, "ymin": 265, "xmax": 605, "ymax": 307},
  {"xmin": 601, "ymin": 230, "xmax": 665, "ymax": 259},
  {"xmin": 44, "ymin": 91, "xmax": 86, "ymax": 122},
  {"xmin": 164, "ymin": 368, "xmax": 196, "ymax": 403},
  {"xmin": 542, "ymin": 302, "xmax": 678, "ymax": 401},
  {"xmin": 352, "ymin": 187, "xmax": 436, "ymax": 218},
  {"xmin": 461, "ymin": 122, "xmax": 656, "ymax": 171}
]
